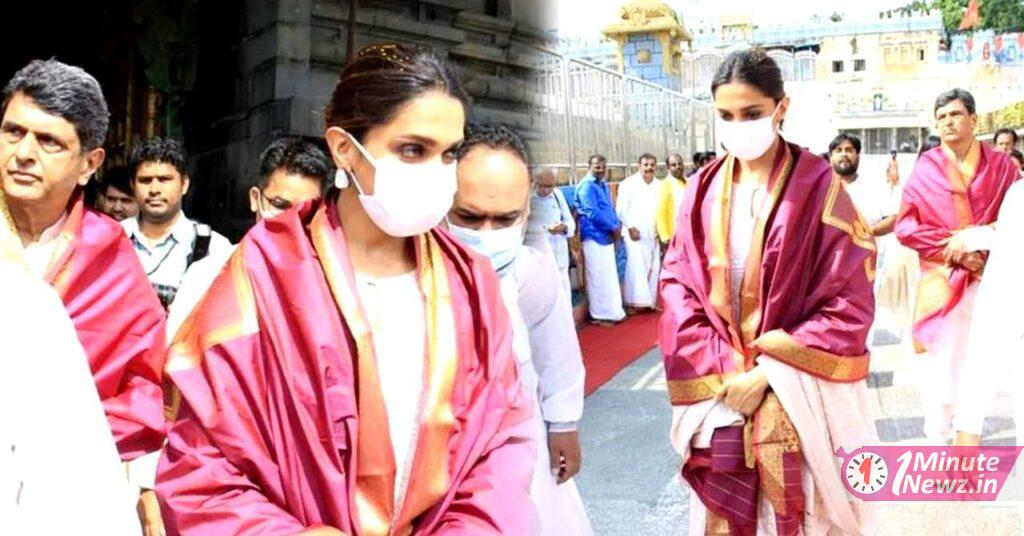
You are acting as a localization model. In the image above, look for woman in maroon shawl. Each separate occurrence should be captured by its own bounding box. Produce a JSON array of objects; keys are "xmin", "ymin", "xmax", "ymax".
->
[
  {"xmin": 156, "ymin": 44, "xmax": 536, "ymax": 535},
  {"xmin": 659, "ymin": 49, "xmax": 877, "ymax": 535}
]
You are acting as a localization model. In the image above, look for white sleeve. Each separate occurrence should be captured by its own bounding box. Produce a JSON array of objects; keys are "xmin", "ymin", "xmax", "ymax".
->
[
  {"xmin": 965, "ymin": 185, "xmax": 1024, "ymax": 366},
  {"xmin": 615, "ymin": 177, "xmax": 632, "ymax": 227},
  {"xmin": 556, "ymin": 189, "xmax": 576, "ymax": 236},
  {"xmin": 515, "ymin": 249, "xmax": 585, "ymax": 424},
  {"xmin": 957, "ymin": 225, "xmax": 998, "ymax": 253}
]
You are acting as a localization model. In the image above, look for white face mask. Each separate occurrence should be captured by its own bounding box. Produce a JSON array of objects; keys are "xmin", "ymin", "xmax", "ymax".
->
[
  {"xmin": 716, "ymin": 106, "xmax": 781, "ymax": 161},
  {"xmin": 334, "ymin": 133, "xmax": 457, "ymax": 237},
  {"xmin": 446, "ymin": 219, "xmax": 523, "ymax": 277}
]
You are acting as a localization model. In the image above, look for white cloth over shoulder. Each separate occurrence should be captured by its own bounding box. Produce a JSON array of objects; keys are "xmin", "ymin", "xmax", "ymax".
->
[
  {"xmin": 501, "ymin": 247, "xmax": 592, "ymax": 536},
  {"xmin": 0, "ymin": 263, "xmax": 140, "ymax": 535}
]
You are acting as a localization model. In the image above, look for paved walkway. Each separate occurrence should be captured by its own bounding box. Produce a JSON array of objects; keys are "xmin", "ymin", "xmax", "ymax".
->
[{"xmin": 576, "ymin": 340, "xmax": 1024, "ymax": 534}]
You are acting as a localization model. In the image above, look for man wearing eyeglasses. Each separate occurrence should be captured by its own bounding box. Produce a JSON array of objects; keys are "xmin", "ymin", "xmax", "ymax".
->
[{"xmin": 165, "ymin": 137, "xmax": 329, "ymax": 337}]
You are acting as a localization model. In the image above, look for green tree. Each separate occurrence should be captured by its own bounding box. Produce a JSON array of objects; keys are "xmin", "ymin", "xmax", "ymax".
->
[
  {"xmin": 980, "ymin": 0, "xmax": 1024, "ymax": 31},
  {"xmin": 904, "ymin": 0, "xmax": 1024, "ymax": 32}
]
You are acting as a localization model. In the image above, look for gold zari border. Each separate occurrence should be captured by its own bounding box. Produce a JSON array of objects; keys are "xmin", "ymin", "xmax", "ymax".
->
[{"xmin": 751, "ymin": 329, "xmax": 869, "ymax": 382}]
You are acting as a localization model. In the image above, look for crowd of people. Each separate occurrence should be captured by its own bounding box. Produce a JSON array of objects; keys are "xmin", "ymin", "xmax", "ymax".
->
[{"xmin": 1, "ymin": 39, "xmax": 1023, "ymax": 536}]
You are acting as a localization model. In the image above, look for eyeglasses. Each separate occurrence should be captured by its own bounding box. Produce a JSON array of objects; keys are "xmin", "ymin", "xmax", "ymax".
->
[{"xmin": 257, "ymin": 189, "xmax": 293, "ymax": 213}]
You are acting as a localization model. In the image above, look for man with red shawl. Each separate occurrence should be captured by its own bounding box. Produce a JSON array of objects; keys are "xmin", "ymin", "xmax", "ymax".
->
[{"xmin": 895, "ymin": 88, "xmax": 1019, "ymax": 445}]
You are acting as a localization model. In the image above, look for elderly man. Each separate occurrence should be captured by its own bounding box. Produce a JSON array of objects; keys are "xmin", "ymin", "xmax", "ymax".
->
[
  {"xmin": 526, "ymin": 167, "xmax": 576, "ymax": 304},
  {"xmin": 896, "ymin": 88, "xmax": 1019, "ymax": 444},
  {"xmin": 617, "ymin": 153, "xmax": 661, "ymax": 312},
  {"xmin": 448, "ymin": 124, "xmax": 592, "ymax": 535},
  {"xmin": 0, "ymin": 59, "xmax": 167, "ymax": 530}
]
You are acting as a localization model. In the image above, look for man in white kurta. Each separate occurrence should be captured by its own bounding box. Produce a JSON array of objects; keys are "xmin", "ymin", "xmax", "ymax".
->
[
  {"xmin": 616, "ymin": 154, "xmax": 661, "ymax": 311},
  {"xmin": 448, "ymin": 123, "xmax": 591, "ymax": 534},
  {"xmin": 0, "ymin": 261, "xmax": 139, "ymax": 535},
  {"xmin": 526, "ymin": 167, "xmax": 576, "ymax": 305}
]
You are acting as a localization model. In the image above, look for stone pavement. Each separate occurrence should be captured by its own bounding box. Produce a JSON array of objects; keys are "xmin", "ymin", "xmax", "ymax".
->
[{"xmin": 576, "ymin": 339, "xmax": 1024, "ymax": 535}]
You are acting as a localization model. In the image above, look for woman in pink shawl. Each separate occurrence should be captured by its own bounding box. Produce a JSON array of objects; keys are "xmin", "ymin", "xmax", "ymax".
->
[
  {"xmin": 156, "ymin": 43, "xmax": 536, "ymax": 535},
  {"xmin": 659, "ymin": 48, "xmax": 877, "ymax": 535}
]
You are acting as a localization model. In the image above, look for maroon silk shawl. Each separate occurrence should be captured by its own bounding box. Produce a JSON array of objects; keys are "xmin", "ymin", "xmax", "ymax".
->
[
  {"xmin": 659, "ymin": 143, "xmax": 876, "ymax": 534},
  {"xmin": 660, "ymin": 142, "xmax": 875, "ymax": 400},
  {"xmin": 156, "ymin": 197, "xmax": 535, "ymax": 535}
]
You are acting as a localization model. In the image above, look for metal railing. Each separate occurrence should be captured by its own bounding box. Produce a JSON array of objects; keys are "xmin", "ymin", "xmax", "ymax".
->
[{"xmin": 529, "ymin": 45, "xmax": 716, "ymax": 182}]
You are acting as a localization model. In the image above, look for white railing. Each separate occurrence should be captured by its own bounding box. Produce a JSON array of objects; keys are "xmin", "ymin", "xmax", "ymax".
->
[{"xmin": 530, "ymin": 45, "xmax": 716, "ymax": 181}]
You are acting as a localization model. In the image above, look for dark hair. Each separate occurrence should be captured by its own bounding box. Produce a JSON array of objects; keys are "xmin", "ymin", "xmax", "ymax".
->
[
  {"xmin": 918, "ymin": 134, "xmax": 942, "ymax": 159},
  {"xmin": 130, "ymin": 137, "xmax": 187, "ymax": 177},
  {"xmin": 638, "ymin": 152, "xmax": 657, "ymax": 164},
  {"xmin": 257, "ymin": 137, "xmax": 331, "ymax": 190},
  {"xmin": 691, "ymin": 151, "xmax": 703, "ymax": 165},
  {"xmin": 829, "ymin": 133, "xmax": 862, "ymax": 154},
  {"xmin": 667, "ymin": 153, "xmax": 684, "ymax": 164},
  {"xmin": 456, "ymin": 123, "xmax": 529, "ymax": 164},
  {"xmin": 588, "ymin": 153, "xmax": 606, "ymax": 165},
  {"xmin": 934, "ymin": 88, "xmax": 976, "ymax": 116},
  {"xmin": 102, "ymin": 166, "xmax": 133, "ymax": 197},
  {"xmin": 995, "ymin": 127, "xmax": 1019, "ymax": 145},
  {"xmin": 711, "ymin": 48, "xmax": 785, "ymax": 102},
  {"xmin": 704, "ymin": 151, "xmax": 718, "ymax": 160},
  {"xmin": 1010, "ymin": 149, "xmax": 1024, "ymax": 168},
  {"xmin": 325, "ymin": 43, "xmax": 469, "ymax": 143},
  {"xmin": 3, "ymin": 59, "xmax": 110, "ymax": 151}
]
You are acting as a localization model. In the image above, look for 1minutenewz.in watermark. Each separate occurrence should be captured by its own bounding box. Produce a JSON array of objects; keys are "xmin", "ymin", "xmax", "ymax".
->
[{"xmin": 835, "ymin": 446, "xmax": 1024, "ymax": 501}]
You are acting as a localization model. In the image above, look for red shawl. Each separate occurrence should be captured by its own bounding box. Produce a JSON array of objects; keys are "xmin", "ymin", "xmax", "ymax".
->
[{"xmin": 157, "ymin": 196, "xmax": 535, "ymax": 535}]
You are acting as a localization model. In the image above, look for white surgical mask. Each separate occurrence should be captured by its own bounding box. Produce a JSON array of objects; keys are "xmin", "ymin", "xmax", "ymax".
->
[
  {"xmin": 716, "ymin": 106, "xmax": 781, "ymax": 161},
  {"xmin": 446, "ymin": 219, "xmax": 524, "ymax": 276},
  {"xmin": 334, "ymin": 133, "xmax": 456, "ymax": 237}
]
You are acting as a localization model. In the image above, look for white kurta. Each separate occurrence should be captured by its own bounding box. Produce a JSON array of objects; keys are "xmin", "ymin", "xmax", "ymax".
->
[
  {"xmin": 616, "ymin": 173, "xmax": 661, "ymax": 308},
  {"xmin": 0, "ymin": 262, "xmax": 139, "ymax": 535},
  {"xmin": 526, "ymin": 189, "xmax": 576, "ymax": 304},
  {"xmin": 355, "ymin": 270, "xmax": 426, "ymax": 505},
  {"xmin": 671, "ymin": 174, "xmax": 876, "ymax": 535},
  {"xmin": 501, "ymin": 247, "xmax": 592, "ymax": 536},
  {"xmin": 955, "ymin": 180, "xmax": 1024, "ymax": 436}
]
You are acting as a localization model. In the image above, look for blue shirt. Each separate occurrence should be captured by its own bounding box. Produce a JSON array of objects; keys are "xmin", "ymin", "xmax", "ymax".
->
[{"xmin": 574, "ymin": 173, "xmax": 620, "ymax": 245}]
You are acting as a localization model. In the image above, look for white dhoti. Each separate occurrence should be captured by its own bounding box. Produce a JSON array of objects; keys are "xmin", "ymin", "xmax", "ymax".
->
[
  {"xmin": 582, "ymin": 239, "xmax": 625, "ymax": 322},
  {"xmin": 622, "ymin": 235, "xmax": 659, "ymax": 308},
  {"xmin": 559, "ymin": 267, "xmax": 572, "ymax": 306},
  {"xmin": 917, "ymin": 282, "xmax": 979, "ymax": 444},
  {"xmin": 524, "ymin": 390, "xmax": 593, "ymax": 536}
]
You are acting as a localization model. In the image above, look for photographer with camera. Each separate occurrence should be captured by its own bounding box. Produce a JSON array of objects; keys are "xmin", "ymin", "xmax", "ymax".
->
[{"xmin": 122, "ymin": 138, "xmax": 231, "ymax": 309}]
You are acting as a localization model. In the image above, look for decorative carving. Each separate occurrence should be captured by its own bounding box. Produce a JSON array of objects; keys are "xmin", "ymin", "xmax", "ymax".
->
[
  {"xmin": 637, "ymin": 48, "xmax": 652, "ymax": 63},
  {"xmin": 619, "ymin": 0, "xmax": 678, "ymax": 26}
]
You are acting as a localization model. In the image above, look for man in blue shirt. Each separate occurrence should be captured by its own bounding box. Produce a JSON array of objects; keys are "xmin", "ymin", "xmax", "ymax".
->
[{"xmin": 575, "ymin": 154, "xmax": 626, "ymax": 323}]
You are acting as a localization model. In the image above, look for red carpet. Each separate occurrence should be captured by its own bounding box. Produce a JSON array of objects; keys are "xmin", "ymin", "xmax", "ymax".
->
[{"xmin": 578, "ymin": 312, "xmax": 660, "ymax": 395}]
